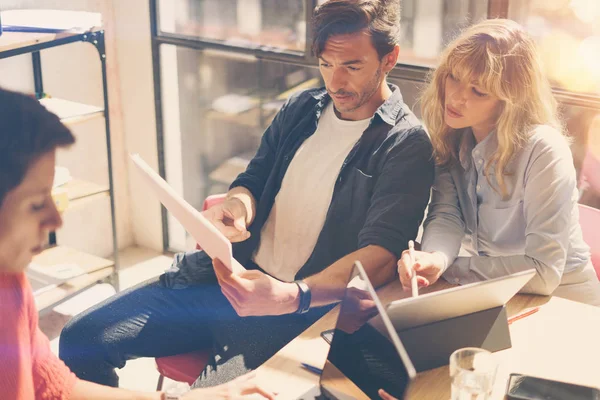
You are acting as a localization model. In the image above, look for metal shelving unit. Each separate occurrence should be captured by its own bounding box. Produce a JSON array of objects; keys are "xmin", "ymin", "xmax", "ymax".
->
[{"xmin": 0, "ymin": 29, "xmax": 120, "ymax": 315}]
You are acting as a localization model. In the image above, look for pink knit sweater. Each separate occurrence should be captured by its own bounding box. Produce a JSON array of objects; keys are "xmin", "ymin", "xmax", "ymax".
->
[{"xmin": 0, "ymin": 272, "xmax": 78, "ymax": 399}]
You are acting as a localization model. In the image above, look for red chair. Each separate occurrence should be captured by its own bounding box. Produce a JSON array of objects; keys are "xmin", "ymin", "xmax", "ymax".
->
[
  {"xmin": 580, "ymin": 150, "xmax": 600, "ymax": 200},
  {"xmin": 579, "ymin": 203, "xmax": 600, "ymax": 279},
  {"xmin": 155, "ymin": 193, "xmax": 227, "ymax": 391}
]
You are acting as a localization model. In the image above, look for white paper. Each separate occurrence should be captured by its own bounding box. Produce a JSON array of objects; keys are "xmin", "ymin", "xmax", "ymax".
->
[
  {"xmin": 29, "ymin": 262, "xmax": 85, "ymax": 280},
  {"xmin": 27, "ymin": 262, "xmax": 86, "ymax": 296},
  {"xmin": 53, "ymin": 166, "xmax": 72, "ymax": 188},
  {"xmin": 2, "ymin": 9, "xmax": 102, "ymax": 32},
  {"xmin": 130, "ymin": 154, "xmax": 245, "ymax": 273}
]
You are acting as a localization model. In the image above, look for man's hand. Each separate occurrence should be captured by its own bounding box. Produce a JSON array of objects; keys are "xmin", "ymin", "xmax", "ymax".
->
[
  {"xmin": 213, "ymin": 258, "xmax": 300, "ymax": 316},
  {"xmin": 183, "ymin": 371, "xmax": 277, "ymax": 399},
  {"xmin": 202, "ymin": 197, "xmax": 251, "ymax": 243},
  {"xmin": 397, "ymin": 250, "xmax": 446, "ymax": 291},
  {"xmin": 336, "ymin": 287, "xmax": 377, "ymax": 334}
]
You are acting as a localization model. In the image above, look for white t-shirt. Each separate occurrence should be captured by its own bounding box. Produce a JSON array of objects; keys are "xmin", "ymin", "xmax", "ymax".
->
[{"xmin": 252, "ymin": 103, "xmax": 371, "ymax": 281}]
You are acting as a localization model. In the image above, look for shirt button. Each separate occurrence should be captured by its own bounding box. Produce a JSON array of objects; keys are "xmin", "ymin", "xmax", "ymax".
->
[
  {"xmin": 478, "ymin": 159, "xmax": 483, "ymax": 164},
  {"xmin": 454, "ymin": 278, "xmax": 460, "ymax": 283},
  {"xmin": 476, "ymin": 185, "xmax": 481, "ymax": 191}
]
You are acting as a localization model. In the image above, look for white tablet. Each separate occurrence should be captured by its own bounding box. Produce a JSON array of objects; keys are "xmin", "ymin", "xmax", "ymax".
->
[
  {"xmin": 386, "ymin": 269, "xmax": 536, "ymax": 331},
  {"xmin": 130, "ymin": 154, "xmax": 245, "ymax": 274}
]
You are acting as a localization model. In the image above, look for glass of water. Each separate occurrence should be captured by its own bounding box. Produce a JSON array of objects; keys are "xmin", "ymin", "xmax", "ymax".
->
[{"xmin": 450, "ymin": 347, "xmax": 497, "ymax": 400}]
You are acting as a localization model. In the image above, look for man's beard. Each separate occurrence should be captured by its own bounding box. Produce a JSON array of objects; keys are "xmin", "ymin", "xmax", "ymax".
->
[{"xmin": 331, "ymin": 64, "xmax": 383, "ymax": 114}]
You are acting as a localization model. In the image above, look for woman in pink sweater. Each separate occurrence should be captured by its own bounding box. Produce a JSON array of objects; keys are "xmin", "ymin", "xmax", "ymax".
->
[{"xmin": 0, "ymin": 88, "xmax": 275, "ymax": 400}]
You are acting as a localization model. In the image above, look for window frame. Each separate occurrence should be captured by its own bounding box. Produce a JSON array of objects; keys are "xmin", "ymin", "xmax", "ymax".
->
[{"xmin": 149, "ymin": 0, "xmax": 600, "ymax": 251}]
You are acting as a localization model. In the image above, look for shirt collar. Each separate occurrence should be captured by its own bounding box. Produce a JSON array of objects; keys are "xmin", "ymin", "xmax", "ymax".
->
[
  {"xmin": 458, "ymin": 129, "xmax": 497, "ymax": 170},
  {"xmin": 309, "ymin": 84, "xmax": 405, "ymax": 127},
  {"xmin": 375, "ymin": 84, "xmax": 405, "ymax": 126}
]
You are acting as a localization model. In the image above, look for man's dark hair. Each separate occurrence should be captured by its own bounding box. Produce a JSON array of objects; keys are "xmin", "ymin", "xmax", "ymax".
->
[
  {"xmin": 0, "ymin": 88, "xmax": 75, "ymax": 205},
  {"xmin": 312, "ymin": 0, "xmax": 401, "ymax": 59}
]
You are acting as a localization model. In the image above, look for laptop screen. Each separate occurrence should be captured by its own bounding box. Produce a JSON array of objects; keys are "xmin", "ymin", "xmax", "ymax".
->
[{"xmin": 319, "ymin": 262, "xmax": 416, "ymax": 400}]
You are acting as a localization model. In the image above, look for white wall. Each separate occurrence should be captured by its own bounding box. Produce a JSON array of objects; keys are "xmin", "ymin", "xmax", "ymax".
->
[
  {"xmin": 0, "ymin": 0, "xmax": 164, "ymax": 254},
  {"xmin": 112, "ymin": 0, "xmax": 163, "ymax": 252}
]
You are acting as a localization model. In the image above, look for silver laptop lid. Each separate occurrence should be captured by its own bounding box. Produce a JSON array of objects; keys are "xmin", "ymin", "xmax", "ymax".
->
[{"xmin": 319, "ymin": 261, "xmax": 417, "ymax": 399}]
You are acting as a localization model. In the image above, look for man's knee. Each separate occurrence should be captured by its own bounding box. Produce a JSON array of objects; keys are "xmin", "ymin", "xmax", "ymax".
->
[
  {"xmin": 59, "ymin": 310, "xmax": 125, "ymax": 386},
  {"xmin": 59, "ymin": 311, "xmax": 110, "ymax": 365}
]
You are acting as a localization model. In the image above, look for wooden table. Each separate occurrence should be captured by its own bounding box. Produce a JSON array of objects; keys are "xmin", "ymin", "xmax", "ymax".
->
[{"xmin": 255, "ymin": 280, "xmax": 600, "ymax": 399}]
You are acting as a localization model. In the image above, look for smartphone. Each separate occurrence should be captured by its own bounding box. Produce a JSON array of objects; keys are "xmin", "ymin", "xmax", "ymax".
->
[{"xmin": 506, "ymin": 373, "xmax": 600, "ymax": 400}]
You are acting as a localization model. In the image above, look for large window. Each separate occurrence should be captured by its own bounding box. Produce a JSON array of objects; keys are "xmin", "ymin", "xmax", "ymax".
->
[
  {"xmin": 397, "ymin": 0, "xmax": 489, "ymax": 67},
  {"xmin": 509, "ymin": 0, "xmax": 600, "ymax": 96},
  {"xmin": 154, "ymin": 0, "xmax": 600, "ymax": 251},
  {"xmin": 318, "ymin": 0, "xmax": 489, "ymax": 66},
  {"xmin": 508, "ymin": 1, "xmax": 600, "ymax": 209},
  {"xmin": 157, "ymin": 44, "xmax": 321, "ymax": 250},
  {"xmin": 159, "ymin": 0, "xmax": 307, "ymax": 53}
]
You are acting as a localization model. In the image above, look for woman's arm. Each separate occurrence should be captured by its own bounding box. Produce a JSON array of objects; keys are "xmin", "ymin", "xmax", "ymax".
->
[
  {"xmin": 442, "ymin": 132, "xmax": 577, "ymax": 295},
  {"xmin": 421, "ymin": 166, "xmax": 466, "ymax": 270}
]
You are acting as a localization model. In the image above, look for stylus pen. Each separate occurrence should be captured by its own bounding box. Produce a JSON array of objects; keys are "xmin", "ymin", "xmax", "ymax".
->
[
  {"xmin": 508, "ymin": 306, "xmax": 540, "ymax": 325},
  {"xmin": 408, "ymin": 240, "xmax": 418, "ymax": 298},
  {"xmin": 301, "ymin": 363, "xmax": 323, "ymax": 375}
]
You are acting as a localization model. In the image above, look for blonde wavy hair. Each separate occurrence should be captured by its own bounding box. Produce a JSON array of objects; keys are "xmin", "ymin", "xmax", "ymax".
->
[{"xmin": 421, "ymin": 19, "xmax": 562, "ymax": 197}]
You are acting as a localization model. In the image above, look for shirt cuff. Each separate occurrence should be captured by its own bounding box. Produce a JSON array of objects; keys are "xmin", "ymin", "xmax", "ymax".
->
[
  {"xmin": 421, "ymin": 236, "xmax": 460, "ymax": 271},
  {"xmin": 442, "ymin": 256, "xmax": 472, "ymax": 285}
]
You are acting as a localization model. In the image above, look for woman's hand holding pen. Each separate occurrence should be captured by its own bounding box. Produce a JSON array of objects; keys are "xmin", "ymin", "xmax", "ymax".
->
[{"xmin": 397, "ymin": 250, "xmax": 446, "ymax": 292}]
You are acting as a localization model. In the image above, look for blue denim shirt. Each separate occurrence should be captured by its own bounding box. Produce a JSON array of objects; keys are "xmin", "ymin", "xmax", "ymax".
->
[
  {"xmin": 164, "ymin": 85, "xmax": 434, "ymax": 288},
  {"xmin": 422, "ymin": 125, "xmax": 590, "ymax": 295}
]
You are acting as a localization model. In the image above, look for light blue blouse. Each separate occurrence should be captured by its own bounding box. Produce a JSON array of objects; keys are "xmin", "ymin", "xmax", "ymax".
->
[{"xmin": 421, "ymin": 125, "xmax": 590, "ymax": 295}]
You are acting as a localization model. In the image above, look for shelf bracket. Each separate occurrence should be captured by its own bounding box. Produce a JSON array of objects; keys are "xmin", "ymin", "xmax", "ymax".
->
[{"xmin": 82, "ymin": 30, "xmax": 107, "ymax": 61}]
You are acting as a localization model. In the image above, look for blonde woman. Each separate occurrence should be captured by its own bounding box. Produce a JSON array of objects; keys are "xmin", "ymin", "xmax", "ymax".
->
[{"xmin": 397, "ymin": 19, "xmax": 600, "ymax": 305}]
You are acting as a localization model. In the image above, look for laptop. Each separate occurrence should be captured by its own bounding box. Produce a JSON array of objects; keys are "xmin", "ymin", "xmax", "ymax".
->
[
  {"xmin": 386, "ymin": 269, "xmax": 536, "ymax": 331},
  {"xmin": 297, "ymin": 261, "xmax": 417, "ymax": 400}
]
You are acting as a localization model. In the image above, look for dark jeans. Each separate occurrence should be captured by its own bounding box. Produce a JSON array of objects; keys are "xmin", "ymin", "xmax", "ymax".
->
[{"xmin": 59, "ymin": 263, "xmax": 331, "ymax": 388}]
